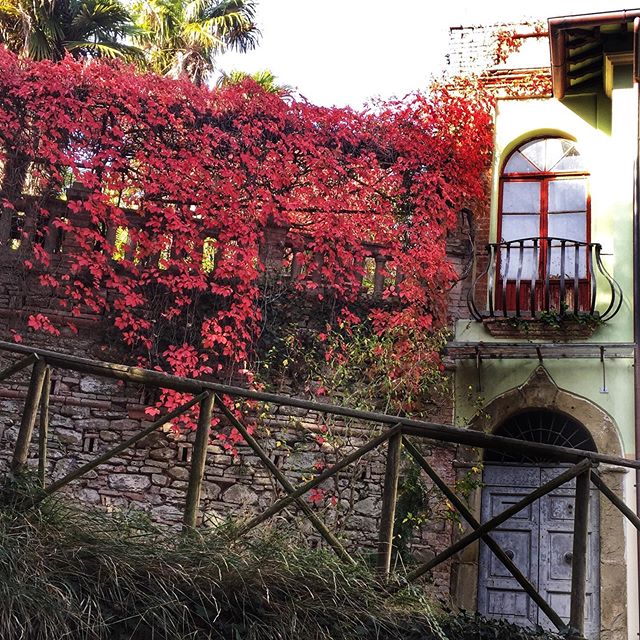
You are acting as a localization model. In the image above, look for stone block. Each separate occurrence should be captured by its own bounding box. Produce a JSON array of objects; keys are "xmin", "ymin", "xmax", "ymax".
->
[
  {"xmin": 277, "ymin": 405, "xmax": 308, "ymax": 417},
  {"xmin": 59, "ymin": 406, "xmax": 90, "ymax": 418},
  {"xmin": 346, "ymin": 515, "xmax": 378, "ymax": 533},
  {"xmin": 202, "ymin": 484, "xmax": 222, "ymax": 500},
  {"xmin": 95, "ymin": 429, "xmax": 119, "ymax": 442},
  {"xmin": 149, "ymin": 448, "xmax": 175, "ymax": 461},
  {"xmin": 79, "ymin": 376, "xmax": 120, "ymax": 394},
  {"xmin": 50, "ymin": 415, "xmax": 74, "ymax": 429},
  {"xmin": 53, "ymin": 458, "xmax": 79, "ymax": 480},
  {"xmin": 54, "ymin": 428, "xmax": 83, "ymax": 446},
  {"xmin": 152, "ymin": 504, "xmax": 183, "ymax": 522},
  {"xmin": 83, "ymin": 418, "xmax": 111, "ymax": 430},
  {"xmin": 110, "ymin": 419, "xmax": 140, "ymax": 430},
  {"xmin": 160, "ymin": 487, "xmax": 187, "ymax": 499},
  {"xmin": 77, "ymin": 488, "xmax": 101, "ymax": 504},
  {"xmin": 108, "ymin": 474, "xmax": 151, "ymax": 492},
  {"xmin": 167, "ymin": 466, "xmax": 190, "ymax": 481},
  {"xmin": 145, "ymin": 459, "xmax": 169, "ymax": 469},
  {"xmin": 223, "ymin": 484, "xmax": 259, "ymax": 506}
]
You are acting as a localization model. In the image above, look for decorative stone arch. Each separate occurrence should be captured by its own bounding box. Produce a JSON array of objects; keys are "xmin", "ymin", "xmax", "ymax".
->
[{"xmin": 452, "ymin": 366, "xmax": 627, "ymax": 640}]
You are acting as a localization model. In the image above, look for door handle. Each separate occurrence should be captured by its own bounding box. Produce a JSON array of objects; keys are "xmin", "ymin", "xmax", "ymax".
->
[
  {"xmin": 505, "ymin": 549, "xmax": 515, "ymax": 560},
  {"xmin": 564, "ymin": 552, "xmax": 573, "ymax": 563}
]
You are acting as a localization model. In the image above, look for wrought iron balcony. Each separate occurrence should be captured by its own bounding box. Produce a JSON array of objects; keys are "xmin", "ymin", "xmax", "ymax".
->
[{"xmin": 467, "ymin": 237, "xmax": 623, "ymax": 322}]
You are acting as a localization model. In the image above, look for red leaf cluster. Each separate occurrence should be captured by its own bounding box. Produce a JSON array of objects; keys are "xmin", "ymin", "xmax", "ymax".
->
[{"xmin": 0, "ymin": 50, "xmax": 493, "ymax": 418}]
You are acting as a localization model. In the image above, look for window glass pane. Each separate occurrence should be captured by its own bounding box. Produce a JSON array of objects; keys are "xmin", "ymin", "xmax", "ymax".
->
[
  {"xmin": 549, "ymin": 241, "xmax": 587, "ymax": 278},
  {"xmin": 501, "ymin": 245, "xmax": 536, "ymax": 279},
  {"xmin": 502, "ymin": 182, "xmax": 541, "ymax": 213},
  {"xmin": 544, "ymin": 139, "xmax": 578, "ymax": 170},
  {"xmin": 519, "ymin": 140, "xmax": 546, "ymax": 171},
  {"xmin": 551, "ymin": 144, "xmax": 585, "ymax": 172},
  {"xmin": 548, "ymin": 179, "xmax": 587, "ymax": 212},
  {"xmin": 504, "ymin": 151, "xmax": 538, "ymax": 174},
  {"xmin": 501, "ymin": 214, "xmax": 539, "ymax": 241},
  {"xmin": 547, "ymin": 212, "xmax": 587, "ymax": 241}
]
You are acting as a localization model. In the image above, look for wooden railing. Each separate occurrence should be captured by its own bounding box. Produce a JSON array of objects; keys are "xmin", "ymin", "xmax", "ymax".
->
[
  {"xmin": 1, "ymin": 340, "xmax": 640, "ymax": 639},
  {"xmin": 468, "ymin": 236, "xmax": 623, "ymax": 322}
]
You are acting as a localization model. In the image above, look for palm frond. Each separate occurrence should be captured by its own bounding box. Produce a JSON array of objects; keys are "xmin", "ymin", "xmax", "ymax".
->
[
  {"xmin": 65, "ymin": 38, "xmax": 142, "ymax": 59},
  {"xmin": 27, "ymin": 29, "xmax": 53, "ymax": 59},
  {"xmin": 70, "ymin": 0, "xmax": 136, "ymax": 38},
  {"xmin": 181, "ymin": 19, "xmax": 223, "ymax": 48}
]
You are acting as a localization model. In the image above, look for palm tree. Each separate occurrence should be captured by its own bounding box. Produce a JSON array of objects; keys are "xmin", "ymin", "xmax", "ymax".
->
[
  {"xmin": 0, "ymin": 0, "xmax": 141, "ymax": 61},
  {"xmin": 0, "ymin": 0, "xmax": 141, "ymax": 246},
  {"xmin": 216, "ymin": 69, "xmax": 293, "ymax": 96},
  {"xmin": 133, "ymin": 0, "xmax": 259, "ymax": 86}
]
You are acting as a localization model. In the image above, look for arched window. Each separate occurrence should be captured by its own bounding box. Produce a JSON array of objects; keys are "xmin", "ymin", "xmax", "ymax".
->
[
  {"xmin": 498, "ymin": 137, "xmax": 590, "ymax": 310},
  {"xmin": 485, "ymin": 408, "xmax": 596, "ymax": 463}
]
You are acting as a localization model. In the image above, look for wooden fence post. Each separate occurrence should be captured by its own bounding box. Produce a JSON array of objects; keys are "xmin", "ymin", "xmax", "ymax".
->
[
  {"xmin": 38, "ymin": 366, "xmax": 51, "ymax": 487},
  {"xmin": 376, "ymin": 430, "xmax": 402, "ymax": 579},
  {"xmin": 11, "ymin": 357, "xmax": 47, "ymax": 473},
  {"xmin": 183, "ymin": 392, "xmax": 215, "ymax": 531},
  {"xmin": 569, "ymin": 464, "xmax": 591, "ymax": 640}
]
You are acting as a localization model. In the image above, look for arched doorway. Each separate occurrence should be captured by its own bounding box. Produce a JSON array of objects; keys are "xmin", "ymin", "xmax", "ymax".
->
[{"xmin": 478, "ymin": 409, "xmax": 600, "ymax": 638}]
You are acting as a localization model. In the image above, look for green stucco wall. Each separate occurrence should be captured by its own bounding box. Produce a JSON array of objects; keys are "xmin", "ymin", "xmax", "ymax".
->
[{"xmin": 454, "ymin": 67, "xmax": 637, "ymax": 454}]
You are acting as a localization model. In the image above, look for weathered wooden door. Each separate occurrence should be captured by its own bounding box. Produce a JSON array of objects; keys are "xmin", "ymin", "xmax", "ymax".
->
[{"xmin": 478, "ymin": 464, "xmax": 600, "ymax": 638}]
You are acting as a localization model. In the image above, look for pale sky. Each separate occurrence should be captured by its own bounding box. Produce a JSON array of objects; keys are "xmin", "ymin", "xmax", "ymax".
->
[{"xmin": 217, "ymin": 1, "xmax": 638, "ymax": 108}]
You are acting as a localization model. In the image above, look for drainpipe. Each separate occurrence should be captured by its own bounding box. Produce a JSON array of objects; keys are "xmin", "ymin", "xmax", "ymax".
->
[{"xmin": 634, "ymin": 17, "xmax": 640, "ymax": 640}]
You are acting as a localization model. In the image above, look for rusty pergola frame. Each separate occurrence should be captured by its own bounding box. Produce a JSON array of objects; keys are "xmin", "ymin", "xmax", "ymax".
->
[{"xmin": 1, "ymin": 341, "xmax": 639, "ymax": 639}]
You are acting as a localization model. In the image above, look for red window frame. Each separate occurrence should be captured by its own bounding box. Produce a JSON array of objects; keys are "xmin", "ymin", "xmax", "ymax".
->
[{"xmin": 497, "ymin": 137, "xmax": 591, "ymax": 313}]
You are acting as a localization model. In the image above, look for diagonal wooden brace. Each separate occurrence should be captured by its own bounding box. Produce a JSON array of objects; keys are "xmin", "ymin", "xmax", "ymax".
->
[
  {"xmin": 236, "ymin": 424, "xmax": 401, "ymax": 537},
  {"xmin": 591, "ymin": 471, "xmax": 640, "ymax": 530},
  {"xmin": 215, "ymin": 396, "xmax": 355, "ymax": 565},
  {"xmin": 41, "ymin": 391, "xmax": 208, "ymax": 498},
  {"xmin": 402, "ymin": 437, "xmax": 566, "ymax": 631},
  {"xmin": 0, "ymin": 353, "xmax": 38, "ymax": 383}
]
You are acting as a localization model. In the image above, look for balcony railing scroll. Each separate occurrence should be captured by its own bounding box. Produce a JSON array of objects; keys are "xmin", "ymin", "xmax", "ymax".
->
[{"xmin": 467, "ymin": 237, "xmax": 623, "ymax": 322}]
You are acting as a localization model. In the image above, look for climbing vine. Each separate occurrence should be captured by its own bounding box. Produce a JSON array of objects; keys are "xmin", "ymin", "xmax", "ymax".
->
[{"xmin": 0, "ymin": 50, "xmax": 493, "ymax": 418}]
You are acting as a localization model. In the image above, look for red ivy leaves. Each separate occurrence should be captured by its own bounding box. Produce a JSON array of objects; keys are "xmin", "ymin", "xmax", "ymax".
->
[{"xmin": 0, "ymin": 50, "xmax": 493, "ymax": 421}]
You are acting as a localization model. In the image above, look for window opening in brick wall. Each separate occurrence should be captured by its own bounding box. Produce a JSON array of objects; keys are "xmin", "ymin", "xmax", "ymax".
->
[
  {"xmin": 272, "ymin": 452, "xmax": 287, "ymax": 469},
  {"xmin": 9, "ymin": 210, "xmax": 25, "ymax": 250},
  {"xmin": 361, "ymin": 257, "xmax": 376, "ymax": 294},
  {"xmin": 82, "ymin": 434, "xmax": 98, "ymax": 453},
  {"xmin": 141, "ymin": 386, "xmax": 160, "ymax": 406},
  {"xmin": 177, "ymin": 444, "xmax": 191, "ymax": 463}
]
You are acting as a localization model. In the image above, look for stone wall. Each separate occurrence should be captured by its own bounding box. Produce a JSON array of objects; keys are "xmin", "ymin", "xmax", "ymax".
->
[{"xmin": 0, "ymin": 342, "xmax": 456, "ymax": 596}]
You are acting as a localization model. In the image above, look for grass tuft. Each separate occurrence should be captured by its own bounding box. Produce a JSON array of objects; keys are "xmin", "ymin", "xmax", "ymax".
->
[{"xmin": 0, "ymin": 493, "xmax": 561, "ymax": 640}]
